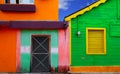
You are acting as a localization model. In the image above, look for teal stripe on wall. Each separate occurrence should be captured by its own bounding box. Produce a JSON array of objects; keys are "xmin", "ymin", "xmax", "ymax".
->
[
  {"xmin": 20, "ymin": 30, "xmax": 58, "ymax": 72},
  {"xmin": 21, "ymin": 30, "xmax": 58, "ymax": 47},
  {"xmin": 20, "ymin": 53, "xmax": 30, "ymax": 72}
]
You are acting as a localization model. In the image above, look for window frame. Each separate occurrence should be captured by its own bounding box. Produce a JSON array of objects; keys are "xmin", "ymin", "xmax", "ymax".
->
[
  {"xmin": 4, "ymin": 0, "xmax": 10, "ymax": 3},
  {"xmin": 4, "ymin": 0, "xmax": 34, "ymax": 4},
  {"xmin": 86, "ymin": 28, "xmax": 106, "ymax": 55}
]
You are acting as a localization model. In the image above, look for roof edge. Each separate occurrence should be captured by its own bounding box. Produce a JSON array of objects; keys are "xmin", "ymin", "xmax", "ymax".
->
[
  {"xmin": 65, "ymin": 0, "xmax": 106, "ymax": 21},
  {"xmin": 0, "ymin": 21, "xmax": 68, "ymax": 29}
]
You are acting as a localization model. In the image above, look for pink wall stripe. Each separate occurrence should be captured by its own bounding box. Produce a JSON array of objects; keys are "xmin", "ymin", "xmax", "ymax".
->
[
  {"xmin": 16, "ymin": 30, "xmax": 20, "ymax": 72},
  {"xmin": 65, "ymin": 28, "xmax": 70, "ymax": 68},
  {"xmin": 58, "ymin": 28, "xmax": 70, "ymax": 72}
]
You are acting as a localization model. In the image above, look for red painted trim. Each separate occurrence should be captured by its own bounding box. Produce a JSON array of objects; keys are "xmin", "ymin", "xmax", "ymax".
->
[{"xmin": 16, "ymin": 30, "xmax": 20, "ymax": 72}]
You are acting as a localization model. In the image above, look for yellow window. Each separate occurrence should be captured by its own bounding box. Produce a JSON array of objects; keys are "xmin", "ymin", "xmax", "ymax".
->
[{"xmin": 86, "ymin": 28, "xmax": 106, "ymax": 54}]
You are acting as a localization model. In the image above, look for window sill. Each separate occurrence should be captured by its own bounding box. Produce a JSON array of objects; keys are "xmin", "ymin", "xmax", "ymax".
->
[{"xmin": 0, "ymin": 4, "xmax": 36, "ymax": 12}]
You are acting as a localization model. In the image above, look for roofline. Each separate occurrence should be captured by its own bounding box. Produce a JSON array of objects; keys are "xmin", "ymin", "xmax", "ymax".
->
[
  {"xmin": 0, "ymin": 21, "xmax": 68, "ymax": 29},
  {"xmin": 64, "ymin": 0, "xmax": 106, "ymax": 21}
]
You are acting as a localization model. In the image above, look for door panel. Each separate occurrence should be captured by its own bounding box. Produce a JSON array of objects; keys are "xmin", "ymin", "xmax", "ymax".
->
[{"xmin": 31, "ymin": 35, "xmax": 50, "ymax": 72}]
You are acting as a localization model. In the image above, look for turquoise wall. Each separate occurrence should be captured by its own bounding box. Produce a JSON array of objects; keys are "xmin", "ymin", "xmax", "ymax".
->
[{"xmin": 20, "ymin": 30, "xmax": 58, "ymax": 72}]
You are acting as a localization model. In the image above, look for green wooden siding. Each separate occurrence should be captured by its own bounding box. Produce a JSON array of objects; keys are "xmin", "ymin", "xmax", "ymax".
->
[
  {"xmin": 110, "ymin": 24, "xmax": 120, "ymax": 36},
  {"xmin": 20, "ymin": 30, "xmax": 58, "ymax": 72},
  {"xmin": 71, "ymin": 0, "xmax": 120, "ymax": 66},
  {"xmin": 117, "ymin": 0, "xmax": 120, "ymax": 18}
]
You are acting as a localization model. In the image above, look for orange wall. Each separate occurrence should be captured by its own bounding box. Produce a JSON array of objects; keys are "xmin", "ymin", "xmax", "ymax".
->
[
  {"xmin": 0, "ymin": 0, "xmax": 58, "ymax": 21},
  {"xmin": 0, "ymin": 28, "xmax": 17, "ymax": 72}
]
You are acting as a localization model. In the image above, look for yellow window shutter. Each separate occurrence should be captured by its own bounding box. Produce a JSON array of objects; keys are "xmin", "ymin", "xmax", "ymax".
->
[{"xmin": 86, "ymin": 28, "xmax": 106, "ymax": 54}]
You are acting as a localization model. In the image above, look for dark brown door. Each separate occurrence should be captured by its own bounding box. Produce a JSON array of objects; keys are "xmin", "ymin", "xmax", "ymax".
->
[{"xmin": 31, "ymin": 35, "xmax": 50, "ymax": 72}]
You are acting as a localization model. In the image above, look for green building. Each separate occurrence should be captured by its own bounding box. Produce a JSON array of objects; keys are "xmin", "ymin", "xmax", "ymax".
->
[{"xmin": 65, "ymin": 0, "xmax": 120, "ymax": 72}]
